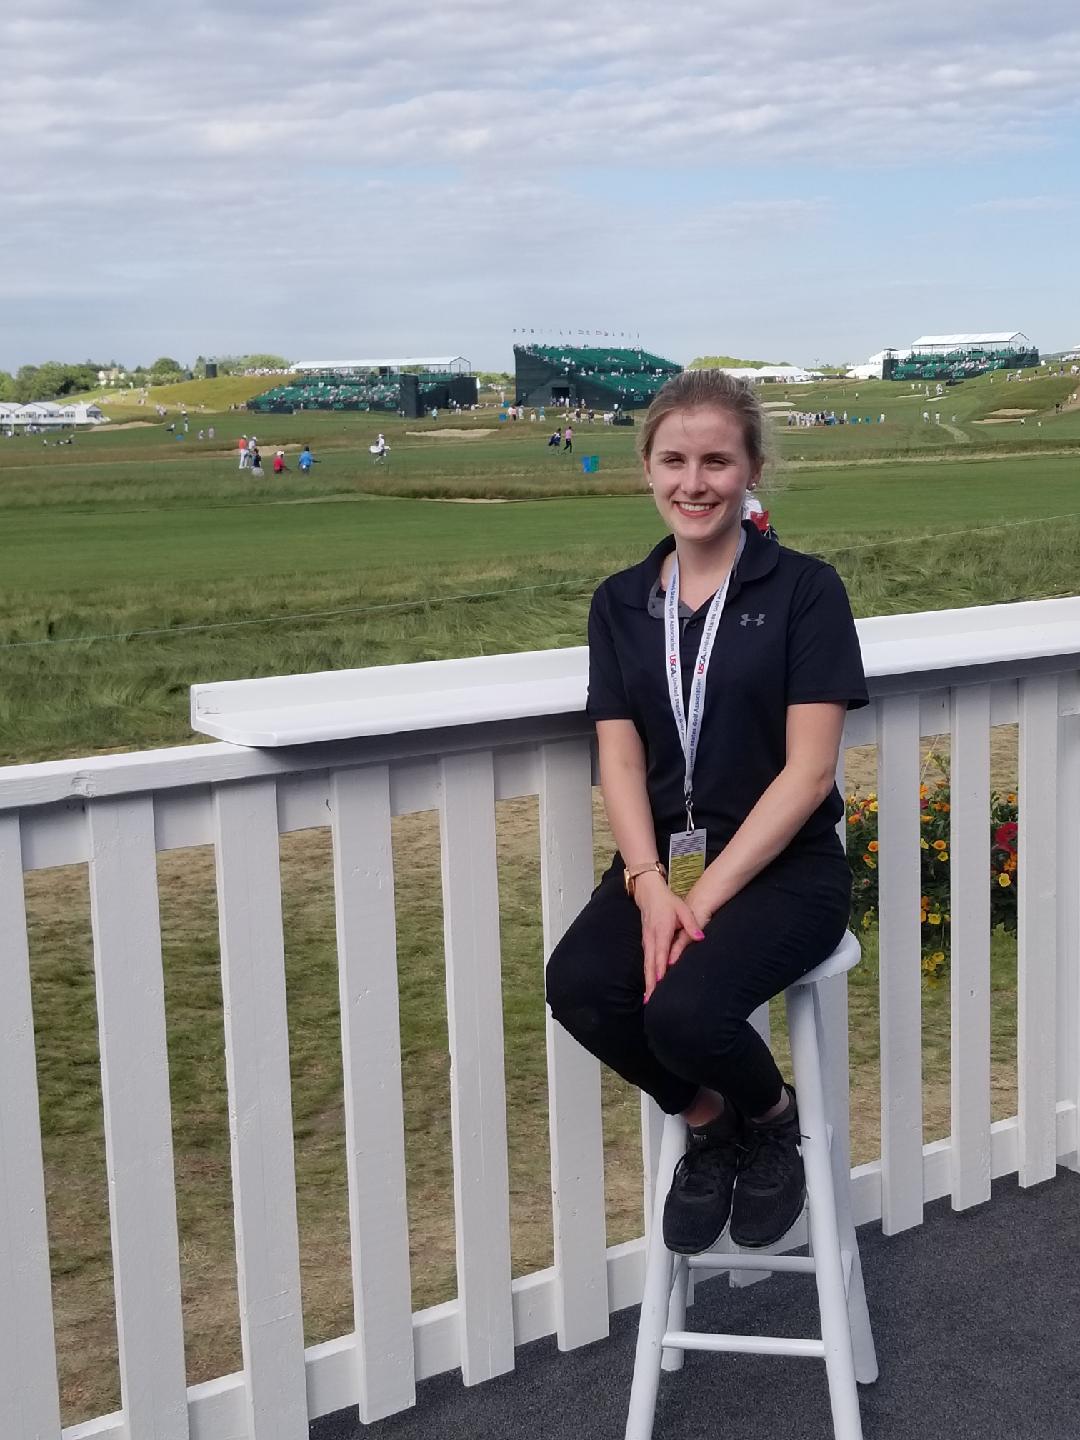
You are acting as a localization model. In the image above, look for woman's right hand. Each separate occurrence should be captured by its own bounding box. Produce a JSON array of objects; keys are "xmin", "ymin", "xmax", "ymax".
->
[{"xmin": 634, "ymin": 873, "xmax": 704, "ymax": 1003}]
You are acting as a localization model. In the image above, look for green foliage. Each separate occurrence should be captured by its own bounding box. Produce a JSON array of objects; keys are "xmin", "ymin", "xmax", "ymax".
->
[
  {"xmin": 149, "ymin": 356, "xmax": 184, "ymax": 379},
  {"xmin": 11, "ymin": 361, "xmax": 101, "ymax": 401},
  {"xmin": 210, "ymin": 353, "xmax": 291, "ymax": 374},
  {"xmin": 687, "ymin": 355, "xmax": 786, "ymax": 369},
  {"xmin": 846, "ymin": 755, "xmax": 1018, "ymax": 984}
]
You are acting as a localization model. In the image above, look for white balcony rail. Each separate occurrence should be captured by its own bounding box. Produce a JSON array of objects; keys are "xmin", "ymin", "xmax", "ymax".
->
[{"xmin": 2, "ymin": 598, "xmax": 1080, "ymax": 1440}]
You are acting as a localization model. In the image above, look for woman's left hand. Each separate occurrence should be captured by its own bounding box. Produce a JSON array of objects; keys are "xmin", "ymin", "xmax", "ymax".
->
[{"xmin": 667, "ymin": 886, "xmax": 718, "ymax": 966}]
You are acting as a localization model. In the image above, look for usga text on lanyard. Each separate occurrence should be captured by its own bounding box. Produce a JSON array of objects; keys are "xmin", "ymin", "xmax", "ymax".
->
[{"xmin": 663, "ymin": 529, "xmax": 745, "ymax": 832}]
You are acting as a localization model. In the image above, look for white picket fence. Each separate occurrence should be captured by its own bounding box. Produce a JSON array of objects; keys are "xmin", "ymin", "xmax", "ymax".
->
[{"xmin": 2, "ymin": 601, "xmax": 1080, "ymax": 1440}]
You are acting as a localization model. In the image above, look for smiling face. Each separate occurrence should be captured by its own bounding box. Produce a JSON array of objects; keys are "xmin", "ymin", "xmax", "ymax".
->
[{"xmin": 644, "ymin": 404, "xmax": 760, "ymax": 549}]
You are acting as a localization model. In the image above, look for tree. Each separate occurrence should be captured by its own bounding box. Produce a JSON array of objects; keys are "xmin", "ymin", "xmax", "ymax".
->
[
  {"xmin": 240, "ymin": 353, "xmax": 289, "ymax": 370},
  {"xmin": 149, "ymin": 356, "xmax": 184, "ymax": 378},
  {"xmin": 0, "ymin": 371, "xmax": 14, "ymax": 401}
]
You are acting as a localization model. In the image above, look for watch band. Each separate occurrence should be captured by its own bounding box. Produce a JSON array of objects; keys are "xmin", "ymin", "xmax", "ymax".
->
[{"xmin": 624, "ymin": 860, "xmax": 667, "ymax": 897}]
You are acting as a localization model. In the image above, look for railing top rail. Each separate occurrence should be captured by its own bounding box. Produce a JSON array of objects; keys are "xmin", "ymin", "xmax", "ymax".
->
[
  {"xmin": 189, "ymin": 598, "xmax": 1080, "ymax": 748},
  {"xmin": 2, "ymin": 597, "xmax": 1080, "ymax": 812}
]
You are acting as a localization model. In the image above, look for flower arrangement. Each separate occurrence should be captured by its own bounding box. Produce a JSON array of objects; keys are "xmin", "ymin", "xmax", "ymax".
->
[{"xmin": 846, "ymin": 756, "xmax": 1018, "ymax": 984}]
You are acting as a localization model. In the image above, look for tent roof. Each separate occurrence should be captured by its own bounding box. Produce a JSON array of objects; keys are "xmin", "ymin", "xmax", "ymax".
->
[
  {"xmin": 910, "ymin": 332, "xmax": 1028, "ymax": 347},
  {"xmin": 292, "ymin": 356, "xmax": 467, "ymax": 371}
]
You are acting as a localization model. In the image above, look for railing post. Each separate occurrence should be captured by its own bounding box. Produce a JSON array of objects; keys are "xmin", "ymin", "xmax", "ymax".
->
[
  {"xmin": 0, "ymin": 814, "xmax": 62, "ymax": 1440},
  {"xmin": 949, "ymin": 684, "xmax": 992, "ymax": 1209},
  {"xmin": 214, "ymin": 779, "xmax": 309, "ymax": 1440},
  {"xmin": 877, "ymin": 693, "xmax": 924, "ymax": 1233},
  {"xmin": 1057, "ymin": 677, "xmax": 1080, "ymax": 1172},
  {"xmin": 1018, "ymin": 676, "xmax": 1058, "ymax": 1186},
  {"xmin": 330, "ymin": 765, "xmax": 416, "ymax": 1421},
  {"xmin": 438, "ymin": 751, "xmax": 514, "ymax": 1385},
  {"xmin": 538, "ymin": 738, "xmax": 609, "ymax": 1350},
  {"xmin": 86, "ymin": 795, "xmax": 189, "ymax": 1440}
]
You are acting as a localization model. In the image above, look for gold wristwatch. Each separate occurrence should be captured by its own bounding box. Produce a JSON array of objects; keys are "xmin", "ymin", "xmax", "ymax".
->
[{"xmin": 624, "ymin": 860, "xmax": 667, "ymax": 898}]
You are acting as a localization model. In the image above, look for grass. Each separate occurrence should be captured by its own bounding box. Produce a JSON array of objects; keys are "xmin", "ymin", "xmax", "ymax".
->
[{"xmin": 4, "ymin": 396, "xmax": 1061, "ymax": 1423}]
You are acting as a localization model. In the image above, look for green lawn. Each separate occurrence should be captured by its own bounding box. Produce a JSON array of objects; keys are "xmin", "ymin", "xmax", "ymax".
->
[
  {"xmin": 4, "ymin": 398, "xmax": 1062, "ymax": 1424},
  {"xmin": 2, "ymin": 407, "xmax": 1079, "ymax": 760}
]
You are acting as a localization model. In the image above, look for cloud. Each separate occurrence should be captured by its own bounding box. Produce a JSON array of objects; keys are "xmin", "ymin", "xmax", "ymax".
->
[
  {"xmin": 2, "ymin": 0, "xmax": 1079, "ymax": 365},
  {"xmin": 964, "ymin": 195, "xmax": 1076, "ymax": 213}
]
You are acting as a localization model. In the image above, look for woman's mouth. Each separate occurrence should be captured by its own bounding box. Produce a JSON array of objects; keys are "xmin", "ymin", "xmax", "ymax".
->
[{"xmin": 673, "ymin": 501, "xmax": 717, "ymax": 517}]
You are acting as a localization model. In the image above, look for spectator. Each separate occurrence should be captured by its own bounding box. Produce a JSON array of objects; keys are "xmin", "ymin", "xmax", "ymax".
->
[{"xmin": 298, "ymin": 445, "xmax": 316, "ymax": 473}]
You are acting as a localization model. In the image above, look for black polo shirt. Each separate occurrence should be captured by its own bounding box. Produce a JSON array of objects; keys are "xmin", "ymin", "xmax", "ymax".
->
[{"xmin": 586, "ymin": 520, "xmax": 868, "ymax": 858}]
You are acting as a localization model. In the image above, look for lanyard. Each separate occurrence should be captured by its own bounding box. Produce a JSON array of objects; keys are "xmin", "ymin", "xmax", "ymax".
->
[{"xmin": 663, "ymin": 529, "xmax": 745, "ymax": 830}]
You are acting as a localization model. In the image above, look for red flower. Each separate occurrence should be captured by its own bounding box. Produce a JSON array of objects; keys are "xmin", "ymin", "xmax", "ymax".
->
[{"xmin": 993, "ymin": 821, "xmax": 1018, "ymax": 852}]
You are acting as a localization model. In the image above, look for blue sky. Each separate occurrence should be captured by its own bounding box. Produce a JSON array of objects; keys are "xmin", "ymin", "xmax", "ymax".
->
[{"xmin": 3, "ymin": 0, "xmax": 1078, "ymax": 371}]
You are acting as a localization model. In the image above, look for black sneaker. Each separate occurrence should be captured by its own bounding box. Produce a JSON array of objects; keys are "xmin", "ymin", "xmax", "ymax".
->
[
  {"xmin": 662, "ymin": 1108, "xmax": 744, "ymax": 1255},
  {"xmin": 729, "ymin": 1085, "xmax": 805, "ymax": 1248}
]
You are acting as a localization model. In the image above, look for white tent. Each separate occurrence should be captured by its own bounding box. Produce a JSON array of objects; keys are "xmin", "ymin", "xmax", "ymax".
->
[{"xmin": 908, "ymin": 332, "xmax": 1032, "ymax": 354}]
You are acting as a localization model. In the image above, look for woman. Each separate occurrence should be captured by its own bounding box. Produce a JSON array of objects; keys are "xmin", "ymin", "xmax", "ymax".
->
[{"xmin": 546, "ymin": 370, "xmax": 867, "ymax": 1256}]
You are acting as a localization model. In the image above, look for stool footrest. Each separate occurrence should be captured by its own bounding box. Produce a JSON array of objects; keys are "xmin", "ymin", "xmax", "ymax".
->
[
  {"xmin": 662, "ymin": 1330, "xmax": 826, "ymax": 1360},
  {"xmin": 687, "ymin": 1252, "xmax": 816, "ymax": 1276}
]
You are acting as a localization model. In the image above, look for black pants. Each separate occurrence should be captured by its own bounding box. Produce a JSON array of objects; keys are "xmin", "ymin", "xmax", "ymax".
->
[{"xmin": 545, "ymin": 845, "xmax": 852, "ymax": 1118}]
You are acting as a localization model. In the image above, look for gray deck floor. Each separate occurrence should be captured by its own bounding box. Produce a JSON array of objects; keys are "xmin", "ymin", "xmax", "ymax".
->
[{"xmin": 313, "ymin": 1168, "xmax": 1080, "ymax": 1440}]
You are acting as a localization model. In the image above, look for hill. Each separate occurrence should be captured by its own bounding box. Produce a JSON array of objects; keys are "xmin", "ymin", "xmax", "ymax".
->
[
  {"xmin": 686, "ymin": 354, "xmax": 787, "ymax": 369},
  {"xmin": 68, "ymin": 374, "xmax": 279, "ymax": 416}
]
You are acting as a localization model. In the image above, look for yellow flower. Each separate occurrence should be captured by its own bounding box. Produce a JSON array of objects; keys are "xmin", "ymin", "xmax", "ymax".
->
[
  {"xmin": 998, "ymin": 873, "xmax": 1011, "ymax": 887},
  {"xmin": 848, "ymin": 814, "xmax": 860, "ymax": 826},
  {"xmin": 932, "ymin": 839, "xmax": 947, "ymax": 850},
  {"xmin": 868, "ymin": 840, "xmax": 879, "ymax": 852},
  {"xmin": 920, "ymin": 896, "xmax": 929, "ymax": 907},
  {"xmin": 928, "ymin": 913, "xmax": 942, "ymax": 925},
  {"xmin": 868, "ymin": 800, "xmax": 878, "ymax": 812},
  {"xmin": 930, "ymin": 950, "xmax": 945, "ymax": 964},
  {"xmin": 863, "ymin": 854, "xmax": 877, "ymax": 869},
  {"xmin": 941, "ymin": 802, "xmax": 950, "ymax": 813},
  {"xmin": 937, "ymin": 850, "xmax": 949, "ymax": 862},
  {"xmin": 919, "ymin": 783, "xmax": 929, "ymax": 798},
  {"xmin": 1007, "ymin": 792, "xmax": 1017, "ymax": 804},
  {"xmin": 920, "ymin": 838, "xmax": 929, "ymax": 850},
  {"xmin": 921, "ymin": 813, "xmax": 932, "ymax": 824},
  {"xmin": 861, "ymin": 912, "xmax": 872, "ymax": 930}
]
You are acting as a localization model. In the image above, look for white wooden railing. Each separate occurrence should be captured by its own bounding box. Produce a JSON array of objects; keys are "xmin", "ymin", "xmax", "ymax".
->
[{"xmin": 3, "ymin": 597, "xmax": 1080, "ymax": 1440}]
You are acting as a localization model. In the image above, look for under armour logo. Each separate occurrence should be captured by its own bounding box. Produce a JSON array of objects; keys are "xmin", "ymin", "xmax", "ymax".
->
[{"xmin": 740, "ymin": 613, "xmax": 766, "ymax": 627}]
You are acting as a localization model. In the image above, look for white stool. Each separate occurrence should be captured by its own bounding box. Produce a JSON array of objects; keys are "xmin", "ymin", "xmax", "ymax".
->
[{"xmin": 626, "ymin": 931, "xmax": 878, "ymax": 1440}]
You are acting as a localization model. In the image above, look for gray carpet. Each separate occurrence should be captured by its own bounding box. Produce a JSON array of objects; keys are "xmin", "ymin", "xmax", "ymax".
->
[{"xmin": 312, "ymin": 1168, "xmax": 1080, "ymax": 1440}]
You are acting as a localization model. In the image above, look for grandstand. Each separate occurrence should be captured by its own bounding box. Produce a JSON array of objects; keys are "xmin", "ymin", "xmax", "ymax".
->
[
  {"xmin": 248, "ymin": 356, "xmax": 477, "ymax": 416},
  {"xmin": 850, "ymin": 332, "xmax": 1039, "ymax": 384},
  {"xmin": 514, "ymin": 344, "xmax": 680, "ymax": 411}
]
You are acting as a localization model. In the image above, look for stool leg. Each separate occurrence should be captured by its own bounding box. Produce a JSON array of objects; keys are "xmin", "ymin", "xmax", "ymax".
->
[
  {"xmin": 662, "ymin": 1256, "xmax": 689, "ymax": 1371},
  {"xmin": 626, "ymin": 1114, "xmax": 686, "ymax": 1440},
  {"xmin": 788, "ymin": 985, "xmax": 864, "ymax": 1440},
  {"xmin": 819, "ymin": 987, "xmax": 879, "ymax": 1386}
]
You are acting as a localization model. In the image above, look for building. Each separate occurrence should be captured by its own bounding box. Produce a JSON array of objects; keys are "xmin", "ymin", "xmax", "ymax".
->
[
  {"xmin": 849, "ymin": 332, "xmax": 1038, "ymax": 382},
  {"xmin": 514, "ymin": 343, "xmax": 680, "ymax": 410},
  {"xmin": 290, "ymin": 356, "xmax": 471, "ymax": 377},
  {"xmin": 251, "ymin": 356, "xmax": 478, "ymax": 416},
  {"xmin": 0, "ymin": 401, "xmax": 106, "ymax": 430},
  {"xmin": 711, "ymin": 364, "xmax": 820, "ymax": 385}
]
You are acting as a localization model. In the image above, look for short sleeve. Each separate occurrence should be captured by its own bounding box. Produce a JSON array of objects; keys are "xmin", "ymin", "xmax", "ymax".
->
[
  {"xmin": 786, "ymin": 565, "xmax": 868, "ymax": 710},
  {"xmin": 586, "ymin": 585, "xmax": 634, "ymax": 721}
]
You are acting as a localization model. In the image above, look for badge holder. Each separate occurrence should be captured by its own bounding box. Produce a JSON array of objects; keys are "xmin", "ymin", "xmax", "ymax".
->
[{"xmin": 667, "ymin": 797, "xmax": 707, "ymax": 898}]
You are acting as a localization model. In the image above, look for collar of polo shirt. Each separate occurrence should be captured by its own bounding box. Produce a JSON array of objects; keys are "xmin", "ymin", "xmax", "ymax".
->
[{"xmin": 630, "ymin": 519, "xmax": 780, "ymax": 616}]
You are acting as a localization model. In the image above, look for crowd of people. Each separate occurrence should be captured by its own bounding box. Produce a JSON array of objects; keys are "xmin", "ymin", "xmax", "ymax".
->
[
  {"xmin": 784, "ymin": 409, "xmax": 885, "ymax": 427},
  {"xmin": 235, "ymin": 434, "xmax": 317, "ymax": 474}
]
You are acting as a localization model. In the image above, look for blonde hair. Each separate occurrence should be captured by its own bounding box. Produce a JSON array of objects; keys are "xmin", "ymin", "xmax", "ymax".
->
[{"xmin": 639, "ymin": 369, "xmax": 768, "ymax": 474}]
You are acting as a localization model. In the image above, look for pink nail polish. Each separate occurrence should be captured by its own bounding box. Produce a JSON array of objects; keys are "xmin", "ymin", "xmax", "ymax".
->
[{"xmin": 694, "ymin": 929, "xmax": 705, "ymax": 940}]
